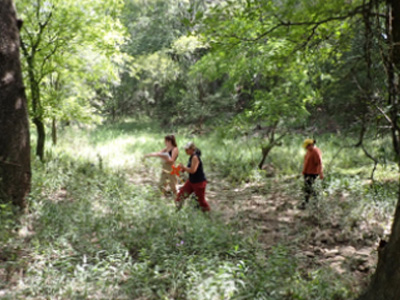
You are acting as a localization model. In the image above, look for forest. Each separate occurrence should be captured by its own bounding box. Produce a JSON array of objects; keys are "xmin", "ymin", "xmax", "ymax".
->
[{"xmin": 1, "ymin": 0, "xmax": 400, "ymax": 299}]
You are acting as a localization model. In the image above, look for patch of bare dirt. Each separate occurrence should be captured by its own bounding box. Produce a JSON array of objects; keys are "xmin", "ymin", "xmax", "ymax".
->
[
  {"xmin": 132, "ymin": 168, "xmax": 383, "ymax": 290},
  {"xmin": 206, "ymin": 178, "xmax": 380, "ymax": 289}
]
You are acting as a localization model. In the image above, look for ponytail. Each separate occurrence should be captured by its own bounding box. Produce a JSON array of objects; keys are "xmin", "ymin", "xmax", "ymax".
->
[{"xmin": 165, "ymin": 135, "xmax": 177, "ymax": 147}]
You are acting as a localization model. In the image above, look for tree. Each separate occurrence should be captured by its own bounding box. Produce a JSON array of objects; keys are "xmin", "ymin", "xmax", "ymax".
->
[
  {"xmin": 113, "ymin": 0, "xmax": 236, "ymax": 128},
  {"xmin": 200, "ymin": 0, "xmax": 400, "ymax": 297},
  {"xmin": 18, "ymin": 0, "xmax": 127, "ymax": 160},
  {"xmin": 358, "ymin": 0, "xmax": 400, "ymax": 298},
  {"xmin": 0, "ymin": 0, "xmax": 31, "ymax": 208},
  {"xmin": 194, "ymin": 0, "xmax": 343, "ymax": 166}
]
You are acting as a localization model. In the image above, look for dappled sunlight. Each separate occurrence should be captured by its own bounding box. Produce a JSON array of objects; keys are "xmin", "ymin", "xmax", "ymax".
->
[
  {"xmin": 53, "ymin": 128, "xmax": 165, "ymax": 169},
  {"xmin": 3, "ymin": 0, "xmax": 400, "ymax": 298},
  {"xmin": 2, "ymin": 122, "xmax": 396, "ymax": 299}
]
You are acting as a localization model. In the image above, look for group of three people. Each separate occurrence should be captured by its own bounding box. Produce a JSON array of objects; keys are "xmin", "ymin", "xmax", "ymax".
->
[
  {"xmin": 145, "ymin": 135, "xmax": 211, "ymax": 212},
  {"xmin": 145, "ymin": 135, "xmax": 323, "ymax": 212}
]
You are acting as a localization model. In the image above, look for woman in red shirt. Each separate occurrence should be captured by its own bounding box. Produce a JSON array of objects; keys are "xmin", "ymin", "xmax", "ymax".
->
[{"xmin": 300, "ymin": 139, "xmax": 323, "ymax": 209}]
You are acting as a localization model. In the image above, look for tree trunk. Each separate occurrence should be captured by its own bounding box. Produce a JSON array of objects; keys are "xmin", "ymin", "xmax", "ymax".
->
[
  {"xmin": 52, "ymin": 117, "xmax": 57, "ymax": 145},
  {"xmin": 391, "ymin": 0, "xmax": 400, "ymax": 67},
  {"xmin": 111, "ymin": 104, "xmax": 116, "ymax": 123},
  {"xmin": 359, "ymin": 183, "xmax": 400, "ymax": 300},
  {"xmin": 33, "ymin": 117, "xmax": 45, "ymax": 161},
  {"xmin": 28, "ymin": 76, "xmax": 45, "ymax": 160},
  {"xmin": 0, "ymin": 0, "xmax": 31, "ymax": 208},
  {"xmin": 358, "ymin": 1, "xmax": 400, "ymax": 299},
  {"xmin": 258, "ymin": 146, "xmax": 272, "ymax": 170},
  {"xmin": 258, "ymin": 124, "xmax": 285, "ymax": 170},
  {"xmin": 22, "ymin": 30, "xmax": 45, "ymax": 161}
]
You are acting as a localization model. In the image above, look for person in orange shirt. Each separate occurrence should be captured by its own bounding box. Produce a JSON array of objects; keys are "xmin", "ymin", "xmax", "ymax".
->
[{"xmin": 300, "ymin": 139, "xmax": 323, "ymax": 209}]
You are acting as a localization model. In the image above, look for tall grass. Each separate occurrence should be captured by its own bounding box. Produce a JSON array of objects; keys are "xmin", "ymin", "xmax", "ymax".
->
[
  {"xmin": 0, "ymin": 152, "xmax": 356, "ymax": 299},
  {"xmin": 52, "ymin": 120, "xmax": 395, "ymax": 182},
  {"xmin": 1, "ymin": 120, "xmax": 397, "ymax": 299}
]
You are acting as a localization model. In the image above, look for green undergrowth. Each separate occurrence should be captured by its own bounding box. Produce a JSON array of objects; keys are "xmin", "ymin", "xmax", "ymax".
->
[
  {"xmin": 2, "ymin": 120, "xmax": 397, "ymax": 299},
  {"xmin": 46, "ymin": 121, "xmax": 399, "ymax": 239},
  {"xmin": 48, "ymin": 120, "xmax": 396, "ymax": 184},
  {"xmin": 0, "ymin": 152, "xmax": 356, "ymax": 300}
]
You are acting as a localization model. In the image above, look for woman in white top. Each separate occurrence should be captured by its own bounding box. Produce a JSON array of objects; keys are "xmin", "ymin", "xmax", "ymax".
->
[{"xmin": 144, "ymin": 135, "xmax": 179, "ymax": 195}]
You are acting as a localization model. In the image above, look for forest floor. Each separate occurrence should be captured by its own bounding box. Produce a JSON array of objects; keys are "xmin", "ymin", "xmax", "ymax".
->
[
  {"xmin": 129, "ymin": 165, "xmax": 388, "ymax": 296},
  {"xmin": 2, "ymin": 123, "xmax": 395, "ymax": 299}
]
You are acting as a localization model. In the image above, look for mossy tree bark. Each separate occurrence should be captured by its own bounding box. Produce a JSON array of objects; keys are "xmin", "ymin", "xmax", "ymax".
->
[{"xmin": 0, "ymin": 0, "xmax": 31, "ymax": 208}]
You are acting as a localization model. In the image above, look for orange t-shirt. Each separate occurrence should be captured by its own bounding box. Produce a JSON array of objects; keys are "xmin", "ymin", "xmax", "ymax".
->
[{"xmin": 303, "ymin": 147, "xmax": 323, "ymax": 175}]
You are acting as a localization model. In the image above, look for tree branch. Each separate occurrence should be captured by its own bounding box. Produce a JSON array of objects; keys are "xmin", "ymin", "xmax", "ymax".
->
[
  {"xmin": 227, "ymin": 4, "xmax": 367, "ymax": 43},
  {"xmin": 38, "ymin": 43, "xmax": 60, "ymax": 80},
  {"xmin": 32, "ymin": 6, "xmax": 54, "ymax": 51}
]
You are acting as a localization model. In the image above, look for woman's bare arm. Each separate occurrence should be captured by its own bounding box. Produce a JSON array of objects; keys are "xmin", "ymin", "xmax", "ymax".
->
[
  {"xmin": 144, "ymin": 148, "xmax": 167, "ymax": 158},
  {"xmin": 164, "ymin": 148, "xmax": 178, "ymax": 164},
  {"xmin": 182, "ymin": 156, "xmax": 199, "ymax": 174}
]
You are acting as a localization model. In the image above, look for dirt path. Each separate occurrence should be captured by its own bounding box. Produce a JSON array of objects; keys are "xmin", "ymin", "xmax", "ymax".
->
[
  {"xmin": 130, "ymin": 167, "xmax": 379, "ymax": 291},
  {"xmin": 207, "ymin": 179, "xmax": 295, "ymax": 248},
  {"xmin": 206, "ymin": 177, "xmax": 379, "ymax": 291},
  {"xmin": 208, "ymin": 177, "xmax": 377, "ymax": 292}
]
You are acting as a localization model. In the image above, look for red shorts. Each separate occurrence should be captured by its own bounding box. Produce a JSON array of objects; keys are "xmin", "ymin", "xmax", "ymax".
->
[{"xmin": 176, "ymin": 180, "xmax": 210, "ymax": 211}]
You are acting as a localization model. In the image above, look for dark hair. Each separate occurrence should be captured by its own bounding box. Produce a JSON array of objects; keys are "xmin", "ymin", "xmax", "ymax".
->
[
  {"xmin": 165, "ymin": 135, "xmax": 177, "ymax": 147},
  {"xmin": 313, "ymin": 139, "xmax": 317, "ymax": 145},
  {"xmin": 195, "ymin": 148, "xmax": 202, "ymax": 157}
]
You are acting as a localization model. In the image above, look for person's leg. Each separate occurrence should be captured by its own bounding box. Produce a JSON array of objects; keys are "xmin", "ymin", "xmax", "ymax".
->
[
  {"xmin": 302, "ymin": 175, "xmax": 317, "ymax": 208},
  {"xmin": 193, "ymin": 181, "xmax": 210, "ymax": 212},
  {"xmin": 176, "ymin": 180, "xmax": 193, "ymax": 210},
  {"xmin": 310, "ymin": 175, "xmax": 317, "ymax": 198},
  {"xmin": 299, "ymin": 175, "xmax": 313, "ymax": 209},
  {"xmin": 159, "ymin": 163, "xmax": 172, "ymax": 194},
  {"xmin": 159, "ymin": 171, "xmax": 168, "ymax": 194},
  {"xmin": 304, "ymin": 175, "xmax": 313, "ymax": 203},
  {"xmin": 168, "ymin": 174, "xmax": 178, "ymax": 196}
]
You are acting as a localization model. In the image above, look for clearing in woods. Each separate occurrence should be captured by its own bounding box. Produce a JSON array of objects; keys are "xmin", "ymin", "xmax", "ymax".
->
[
  {"xmin": 131, "ymin": 156, "xmax": 387, "ymax": 293},
  {"xmin": 2, "ymin": 124, "xmax": 393, "ymax": 299}
]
